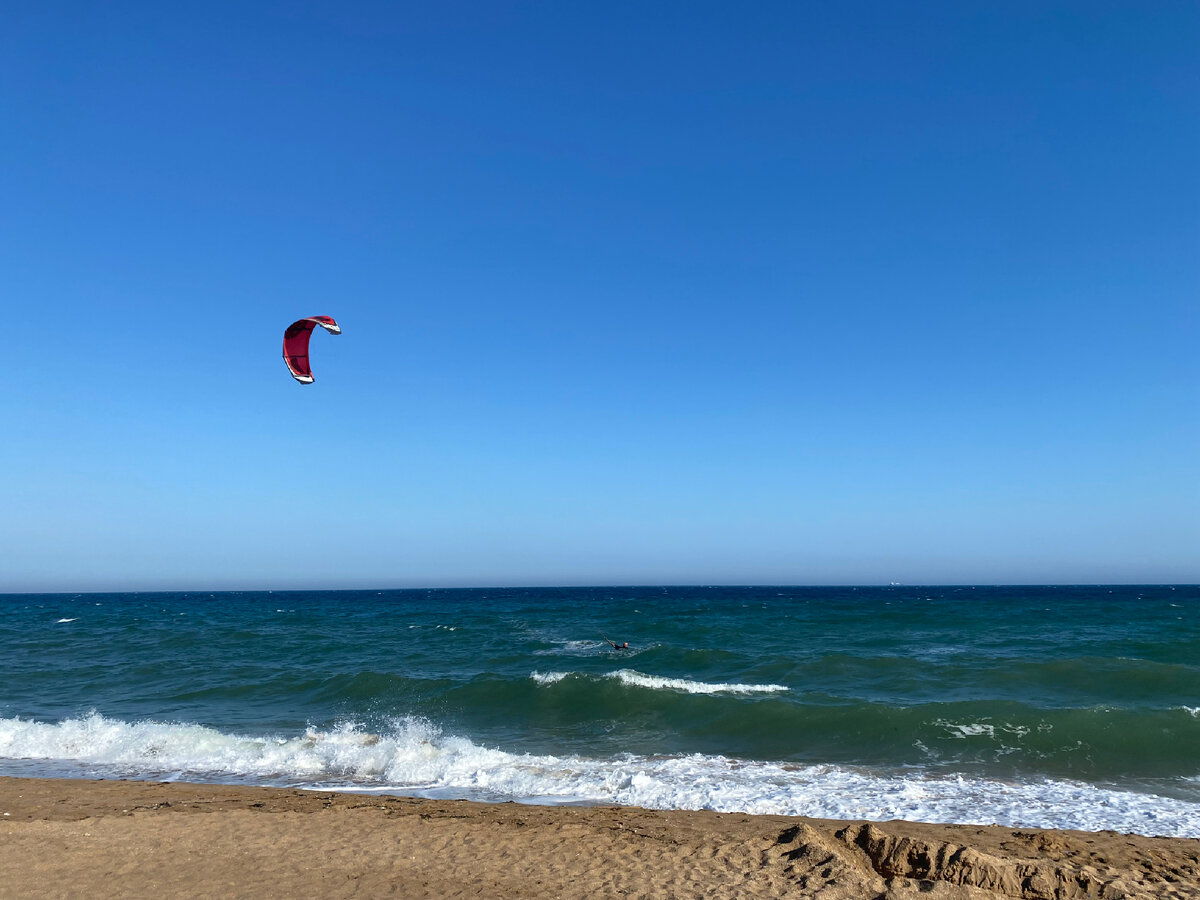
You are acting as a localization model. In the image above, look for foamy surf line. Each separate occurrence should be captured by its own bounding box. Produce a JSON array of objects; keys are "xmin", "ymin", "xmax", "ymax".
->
[
  {"xmin": 1, "ymin": 714, "xmax": 1198, "ymax": 837},
  {"xmin": 530, "ymin": 669, "xmax": 789, "ymax": 695}
]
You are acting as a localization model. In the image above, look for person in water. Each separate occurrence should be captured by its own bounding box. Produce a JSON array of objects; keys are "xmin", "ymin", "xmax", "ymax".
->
[{"xmin": 605, "ymin": 639, "xmax": 629, "ymax": 650}]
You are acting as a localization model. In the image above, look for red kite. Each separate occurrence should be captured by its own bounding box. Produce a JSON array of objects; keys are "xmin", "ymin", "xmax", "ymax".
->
[{"xmin": 283, "ymin": 316, "xmax": 341, "ymax": 384}]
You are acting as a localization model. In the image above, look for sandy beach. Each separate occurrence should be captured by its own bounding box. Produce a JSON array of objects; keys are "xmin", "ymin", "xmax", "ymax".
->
[{"xmin": 0, "ymin": 777, "xmax": 1196, "ymax": 899}]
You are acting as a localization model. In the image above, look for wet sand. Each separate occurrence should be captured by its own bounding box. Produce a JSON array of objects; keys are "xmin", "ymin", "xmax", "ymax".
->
[{"xmin": 1, "ymin": 777, "xmax": 1197, "ymax": 898}]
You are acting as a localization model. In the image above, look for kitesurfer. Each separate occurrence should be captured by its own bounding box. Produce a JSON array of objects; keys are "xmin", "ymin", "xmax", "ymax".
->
[{"xmin": 604, "ymin": 638, "xmax": 629, "ymax": 650}]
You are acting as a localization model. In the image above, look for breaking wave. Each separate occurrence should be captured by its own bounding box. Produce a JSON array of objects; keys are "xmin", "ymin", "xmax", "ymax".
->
[
  {"xmin": 529, "ymin": 669, "xmax": 788, "ymax": 695},
  {"xmin": 4, "ymin": 713, "xmax": 1196, "ymax": 837}
]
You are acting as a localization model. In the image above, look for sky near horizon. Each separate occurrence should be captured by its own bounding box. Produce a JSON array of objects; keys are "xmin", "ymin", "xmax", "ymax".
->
[{"xmin": 2, "ymin": 1, "xmax": 1197, "ymax": 591}]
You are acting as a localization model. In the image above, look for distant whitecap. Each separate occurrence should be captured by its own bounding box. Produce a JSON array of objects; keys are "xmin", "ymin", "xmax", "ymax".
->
[{"xmin": 607, "ymin": 669, "xmax": 788, "ymax": 695}]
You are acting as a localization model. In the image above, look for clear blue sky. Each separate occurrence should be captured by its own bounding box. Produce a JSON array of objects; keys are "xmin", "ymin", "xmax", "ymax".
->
[{"xmin": 2, "ymin": 1, "xmax": 1197, "ymax": 591}]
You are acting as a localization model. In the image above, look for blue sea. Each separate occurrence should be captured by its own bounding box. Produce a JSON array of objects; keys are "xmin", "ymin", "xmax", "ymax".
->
[{"xmin": 1, "ymin": 586, "xmax": 1198, "ymax": 837}]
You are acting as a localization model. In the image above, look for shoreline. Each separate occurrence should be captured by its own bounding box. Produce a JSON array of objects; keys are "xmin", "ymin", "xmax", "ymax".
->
[{"xmin": 1, "ymin": 777, "xmax": 1197, "ymax": 898}]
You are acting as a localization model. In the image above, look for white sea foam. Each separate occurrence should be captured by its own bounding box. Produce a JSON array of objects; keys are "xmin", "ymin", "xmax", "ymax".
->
[
  {"xmin": 607, "ymin": 669, "xmax": 788, "ymax": 695},
  {"xmin": 938, "ymin": 721, "xmax": 1031, "ymax": 740},
  {"xmin": 528, "ymin": 669, "xmax": 788, "ymax": 695},
  {"xmin": 532, "ymin": 640, "xmax": 603, "ymax": 656},
  {"xmin": 55, "ymin": 618, "xmax": 78, "ymax": 624},
  {"xmin": 1, "ymin": 713, "xmax": 1198, "ymax": 837},
  {"xmin": 948, "ymin": 723, "xmax": 995, "ymax": 738}
]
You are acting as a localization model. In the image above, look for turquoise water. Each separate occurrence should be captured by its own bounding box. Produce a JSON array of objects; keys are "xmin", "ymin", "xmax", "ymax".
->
[{"xmin": 1, "ymin": 585, "xmax": 1198, "ymax": 835}]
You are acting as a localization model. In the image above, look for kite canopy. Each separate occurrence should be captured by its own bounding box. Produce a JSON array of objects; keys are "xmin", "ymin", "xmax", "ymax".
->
[{"xmin": 283, "ymin": 315, "xmax": 341, "ymax": 384}]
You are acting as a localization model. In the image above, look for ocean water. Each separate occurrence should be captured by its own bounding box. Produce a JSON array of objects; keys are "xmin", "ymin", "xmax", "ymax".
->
[{"xmin": 1, "ymin": 585, "xmax": 1198, "ymax": 837}]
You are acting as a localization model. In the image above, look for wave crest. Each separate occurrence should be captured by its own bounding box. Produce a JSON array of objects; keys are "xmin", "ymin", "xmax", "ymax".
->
[
  {"xmin": 528, "ymin": 669, "xmax": 788, "ymax": 695},
  {"xmin": 607, "ymin": 669, "xmax": 788, "ymax": 695},
  {"xmin": 1, "ymin": 713, "xmax": 1198, "ymax": 837}
]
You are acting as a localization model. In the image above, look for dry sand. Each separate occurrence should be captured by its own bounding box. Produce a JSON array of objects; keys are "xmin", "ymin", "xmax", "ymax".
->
[{"xmin": 0, "ymin": 777, "xmax": 1197, "ymax": 899}]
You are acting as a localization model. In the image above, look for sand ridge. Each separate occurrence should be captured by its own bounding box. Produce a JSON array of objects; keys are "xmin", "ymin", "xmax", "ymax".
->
[{"xmin": 0, "ymin": 777, "xmax": 1197, "ymax": 898}]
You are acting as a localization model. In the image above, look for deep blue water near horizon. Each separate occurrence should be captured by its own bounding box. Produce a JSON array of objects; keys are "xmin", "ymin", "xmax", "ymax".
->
[{"xmin": 2, "ymin": 585, "xmax": 1198, "ymax": 836}]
